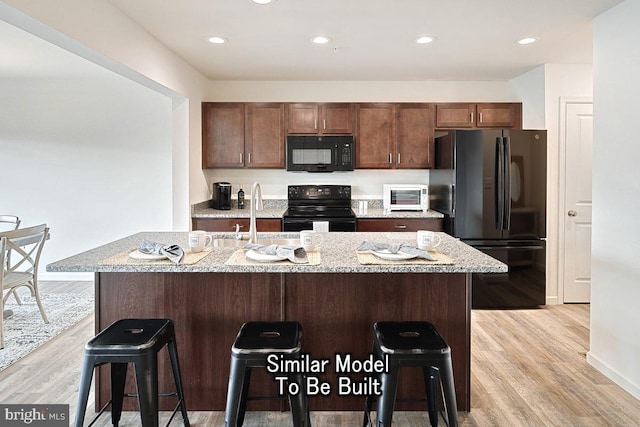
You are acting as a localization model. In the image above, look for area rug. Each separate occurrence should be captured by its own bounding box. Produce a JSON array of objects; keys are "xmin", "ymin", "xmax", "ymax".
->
[{"xmin": 0, "ymin": 292, "xmax": 94, "ymax": 371}]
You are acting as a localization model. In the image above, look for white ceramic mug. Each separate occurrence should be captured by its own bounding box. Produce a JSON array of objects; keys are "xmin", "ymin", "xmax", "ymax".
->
[
  {"xmin": 300, "ymin": 230, "xmax": 323, "ymax": 252},
  {"xmin": 417, "ymin": 230, "xmax": 442, "ymax": 251},
  {"xmin": 188, "ymin": 230, "xmax": 212, "ymax": 252}
]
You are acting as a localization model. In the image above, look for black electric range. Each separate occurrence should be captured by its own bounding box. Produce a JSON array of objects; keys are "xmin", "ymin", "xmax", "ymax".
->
[{"xmin": 282, "ymin": 185, "xmax": 357, "ymax": 232}]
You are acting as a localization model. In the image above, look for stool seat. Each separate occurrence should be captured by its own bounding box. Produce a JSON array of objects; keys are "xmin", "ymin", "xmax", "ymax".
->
[
  {"xmin": 375, "ymin": 321, "xmax": 449, "ymax": 355},
  {"xmin": 225, "ymin": 321, "xmax": 310, "ymax": 427},
  {"xmin": 364, "ymin": 321, "xmax": 458, "ymax": 427},
  {"xmin": 75, "ymin": 318, "xmax": 190, "ymax": 427},
  {"xmin": 86, "ymin": 318, "xmax": 174, "ymax": 353},
  {"xmin": 232, "ymin": 321, "xmax": 302, "ymax": 354}
]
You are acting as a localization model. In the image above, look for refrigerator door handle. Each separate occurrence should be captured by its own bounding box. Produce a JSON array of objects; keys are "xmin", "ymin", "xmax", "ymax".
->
[
  {"xmin": 495, "ymin": 137, "xmax": 504, "ymax": 230},
  {"xmin": 503, "ymin": 136, "xmax": 512, "ymax": 230}
]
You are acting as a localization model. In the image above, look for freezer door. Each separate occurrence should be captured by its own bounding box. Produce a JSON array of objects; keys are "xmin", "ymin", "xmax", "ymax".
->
[
  {"xmin": 502, "ymin": 130, "xmax": 547, "ymax": 239},
  {"xmin": 453, "ymin": 130, "xmax": 503, "ymax": 240},
  {"xmin": 471, "ymin": 240, "xmax": 546, "ymax": 308}
]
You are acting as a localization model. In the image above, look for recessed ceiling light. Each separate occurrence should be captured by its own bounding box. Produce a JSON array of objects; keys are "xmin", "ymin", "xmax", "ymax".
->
[
  {"xmin": 251, "ymin": 0, "xmax": 273, "ymax": 4},
  {"xmin": 516, "ymin": 37, "xmax": 538, "ymax": 45},
  {"xmin": 414, "ymin": 35, "xmax": 437, "ymax": 44},
  {"xmin": 311, "ymin": 35, "xmax": 332, "ymax": 45},
  {"xmin": 207, "ymin": 36, "xmax": 228, "ymax": 44}
]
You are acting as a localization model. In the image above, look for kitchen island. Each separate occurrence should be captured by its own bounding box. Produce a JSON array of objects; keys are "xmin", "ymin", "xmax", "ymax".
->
[{"xmin": 48, "ymin": 231, "xmax": 505, "ymax": 413}]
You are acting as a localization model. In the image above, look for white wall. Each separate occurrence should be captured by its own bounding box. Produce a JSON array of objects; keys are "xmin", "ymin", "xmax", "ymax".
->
[
  {"xmin": 1, "ymin": 0, "xmax": 209, "ymax": 229},
  {"xmin": 509, "ymin": 65, "xmax": 546, "ymax": 129},
  {"xmin": 0, "ymin": 76, "xmax": 173, "ymax": 280},
  {"xmin": 589, "ymin": 0, "xmax": 640, "ymax": 399}
]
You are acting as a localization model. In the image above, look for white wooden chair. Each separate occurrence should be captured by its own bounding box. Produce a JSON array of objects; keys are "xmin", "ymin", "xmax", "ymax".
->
[
  {"xmin": 1, "ymin": 224, "xmax": 50, "ymax": 349},
  {"xmin": 0, "ymin": 215, "xmax": 20, "ymax": 231},
  {"xmin": 0, "ymin": 215, "xmax": 22, "ymax": 304}
]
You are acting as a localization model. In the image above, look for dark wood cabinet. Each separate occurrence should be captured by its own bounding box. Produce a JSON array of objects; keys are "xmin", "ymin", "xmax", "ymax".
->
[
  {"xmin": 192, "ymin": 217, "xmax": 282, "ymax": 232},
  {"xmin": 355, "ymin": 103, "xmax": 396, "ymax": 168},
  {"xmin": 476, "ymin": 103, "xmax": 522, "ymax": 128},
  {"xmin": 435, "ymin": 103, "xmax": 522, "ymax": 129},
  {"xmin": 245, "ymin": 103, "xmax": 285, "ymax": 168},
  {"xmin": 202, "ymin": 103, "xmax": 245, "ymax": 168},
  {"xmin": 357, "ymin": 103, "xmax": 435, "ymax": 169},
  {"xmin": 287, "ymin": 103, "xmax": 353, "ymax": 134},
  {"xmin": 396, "ymin": 103, "xmax": 435, "ymax": 168},
  {"xmin": 202, "ymin": 102, "xmax": 285, "ymax": 169},
  {"xmin": 357, "ymin": 218, "xmax": 443, "ymax": 232}
]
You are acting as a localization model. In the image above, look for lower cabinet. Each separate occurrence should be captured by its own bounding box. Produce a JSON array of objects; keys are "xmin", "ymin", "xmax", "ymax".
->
[
  {"xmin": 192, "ymin": 218, "xmax": 282, "ymax": 232},
  {"xmin": 357, "ymin": 218, "xmax": 443, "ymax": 232}
]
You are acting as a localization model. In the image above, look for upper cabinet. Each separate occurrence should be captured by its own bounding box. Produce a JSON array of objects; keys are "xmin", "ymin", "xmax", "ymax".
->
[
  {"xmin": 396, "ymin": 103, "xmax": 435, "ymax": 169},
  {"xmin": 245, "ymin": 103, "xmax": 286, "ymax": 168},
  {"xmin": 435, "ymin": 103, "xmax": 522, "ymax": 129},
  {"xmin": 356, "ymin": 103, "xmax": 435, "ymax": 169},
  {"xmin": 356, "ymin": 103, "xmax": 396, "ymax": 169},
  {"xmin": 202, "ymin": 103, "xmax": 245, "ymax": 168},
  {"xmin": 202, "ymin": 102, "xmax": 285, "ymax": 169},
  {"xmin": 287, "ymin": 103, "xmax": 354, "ymax": 134}
]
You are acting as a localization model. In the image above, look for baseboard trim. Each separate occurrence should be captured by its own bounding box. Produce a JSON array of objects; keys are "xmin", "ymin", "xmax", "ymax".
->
[
  {"xmin": 546, "ymin": 295, "xmax": 559, "ymax": 305},
  {"xmin": 587, "ymin": 351, "xmax": 640, "ymax": 400}
]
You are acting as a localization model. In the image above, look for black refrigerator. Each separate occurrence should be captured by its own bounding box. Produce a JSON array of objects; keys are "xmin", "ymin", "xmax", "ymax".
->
[{"xmin": 430, "ymin": 129, "xmax": 547, "ymax": 308}]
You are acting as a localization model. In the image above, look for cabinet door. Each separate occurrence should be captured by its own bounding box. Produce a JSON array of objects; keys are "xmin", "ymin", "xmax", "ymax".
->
[
  {"xmin": 356, "ymin": 103, "xmax": 396, "ymax": 169},
  {"xmin": 476, "ymin": 103, "xmax": 522, "ymax": 128},
  {"xmin": 357, "ymin": 218, "xmax": 443, "ymax": 232},
  {"xmin": 435, "ymin": 103, "xmax": 476, "ymax": 128},
  {"xmin": 287, "ymin": 103, "xmax": 319, "ymax": 134},
  {"xmin": 192, "ymin": 218, "xmax": 281, "ymax": 232},
  {"xmin": 396, "ymin": 103, "xmax": 435, "ymax": 169},
  {"xmin": 321, "ymin": 103, "xmax": 354, "ymax": 134},
  {"xmin": 202, "ymin": 103, "xmax": 245, "ymax": 168},
  {"xmin": 245, "ymin": 103, "xmax": 285, "ymax": 168}
]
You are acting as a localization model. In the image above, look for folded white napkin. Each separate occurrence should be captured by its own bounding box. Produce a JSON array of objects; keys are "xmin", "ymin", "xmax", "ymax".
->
[
  {"xmin": 356, "ymin": 241, "xmax": 435, "ymax": 261},
  {"xmin": 139, "ymin": 240, "xmax": 185, "ymax": 265},
  {"xmin": 244, "ymin": 243, "xmax": 308, "ymax": 264}
]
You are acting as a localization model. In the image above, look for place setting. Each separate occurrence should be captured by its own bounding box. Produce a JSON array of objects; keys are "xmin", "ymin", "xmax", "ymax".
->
[
  {"xmin": 356, "ymin": 230, "xmax": 453, "ymax": 265},
  {"xmin": 226, "ymin": 230, "xmax": 322, "ymax": 266},
  {"xmin": 99, "ymin": 231, "xmax": 213, "ymax": 266}
]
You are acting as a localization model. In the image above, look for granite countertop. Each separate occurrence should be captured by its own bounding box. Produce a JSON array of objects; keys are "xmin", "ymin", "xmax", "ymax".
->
[{"xmin": 47, "ymin": 231, "xmax": 506, "ymax": 274}]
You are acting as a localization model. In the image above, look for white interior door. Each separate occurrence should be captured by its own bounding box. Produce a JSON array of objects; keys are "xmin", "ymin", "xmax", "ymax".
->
[{"xmin": 562, "ymin": 101, "xmax": 593, "ymax": 303}]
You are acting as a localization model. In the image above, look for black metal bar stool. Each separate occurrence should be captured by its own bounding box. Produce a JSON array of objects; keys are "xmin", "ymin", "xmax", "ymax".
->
[
  {"xmin": 363, "ymin": 321, "xmax": 458, "ymax": 427},
  {"xmin": 74, "ymin": 318, "xmax": 190, "ymax": 427},
  {"xmin": 225, "ymin": 321, "xmax": 311, "ymax": 427}
]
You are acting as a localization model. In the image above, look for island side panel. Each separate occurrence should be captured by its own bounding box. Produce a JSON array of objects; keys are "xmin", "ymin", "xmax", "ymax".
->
[
  {"xmin": 95, "ymin": 272, "xmax": 285, "ymax": 411},
  {"xmin": 284, "ymin": 272, "xmax": 471, "ymax": 411}
]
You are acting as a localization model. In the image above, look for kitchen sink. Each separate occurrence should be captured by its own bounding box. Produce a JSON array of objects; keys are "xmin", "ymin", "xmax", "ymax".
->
[{"xmin": 212, "ymin": 238, "xmax": 300, "ymax": 248}]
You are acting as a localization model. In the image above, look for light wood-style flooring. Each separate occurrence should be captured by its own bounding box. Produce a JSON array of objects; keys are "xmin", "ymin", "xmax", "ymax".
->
[{"xmin": 1, "ymin": 281, "xmax": 639, "ymax": 426}]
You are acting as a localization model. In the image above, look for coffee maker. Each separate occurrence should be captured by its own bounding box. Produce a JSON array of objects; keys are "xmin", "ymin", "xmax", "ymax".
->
[{"xmin": 211, "ymin": 182, "xmax": 232, "ymax": 210}]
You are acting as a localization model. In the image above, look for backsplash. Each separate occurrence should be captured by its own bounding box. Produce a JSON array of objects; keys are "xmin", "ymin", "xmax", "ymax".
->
[{"xmin": 202, "ymin": 169, "xmax": 430, "ymax": 200}]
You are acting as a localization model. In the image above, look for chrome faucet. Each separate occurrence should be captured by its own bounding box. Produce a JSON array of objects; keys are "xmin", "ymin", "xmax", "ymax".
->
[{"xmin": 248, "ymin": 182, "xmax": 263, "ymax": 244}]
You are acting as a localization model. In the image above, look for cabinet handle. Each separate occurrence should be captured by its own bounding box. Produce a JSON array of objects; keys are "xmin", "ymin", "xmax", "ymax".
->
[
  {"xmin": 470, "ymin": 112, "xmax": 474, "ymax": 123},
  {"xmin": 397, "ymin": 153, "xmax": 401, "ymax": 164},
  {"xmin": 323, "ymin": 119, "xmax": 326, "ymax": 130},
  {"xmin": 394, "ymin": 224, "xmax": 407, "ymax": 229},
  {"xmin": 479, "ymin": 112, "xmax": 483, "ymax": 123},
  {"xmin": 234, "ymin": 224, "xmax": 245, "ymax": 230},
  {"xmin": 240, "ymin": 153, "xmax": 243, "ymax": 164},
  {"xmin": 388, "ymin": 153, "xmax": 393, "ymax": 164},
  {"xmin": 314, "ymin": 119, "xmax": 317, "ymax": 130},
  {"xmin": 248, "ymin": 153, "xmax": 251, "ymax": 164}
]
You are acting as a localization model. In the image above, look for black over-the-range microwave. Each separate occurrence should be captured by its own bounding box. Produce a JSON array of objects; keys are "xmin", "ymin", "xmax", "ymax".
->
[{"xmin": 286, "ymin": 135, "xmax": 355, "ymax": 172}]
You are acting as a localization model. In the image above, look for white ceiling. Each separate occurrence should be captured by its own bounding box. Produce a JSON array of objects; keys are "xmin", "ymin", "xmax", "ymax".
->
[
  {"xmin": 108, "ymin": 0, "xmax": 622, "ymax": 81},
  {"xmin": 0, "ymin": 0, "xmax": 623, "ymax": 82}
]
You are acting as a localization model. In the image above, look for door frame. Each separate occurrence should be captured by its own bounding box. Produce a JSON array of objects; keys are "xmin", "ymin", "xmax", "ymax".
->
[{"xmin": 557, "ymin": 96, "xmax": 593, "ymax": 304}]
